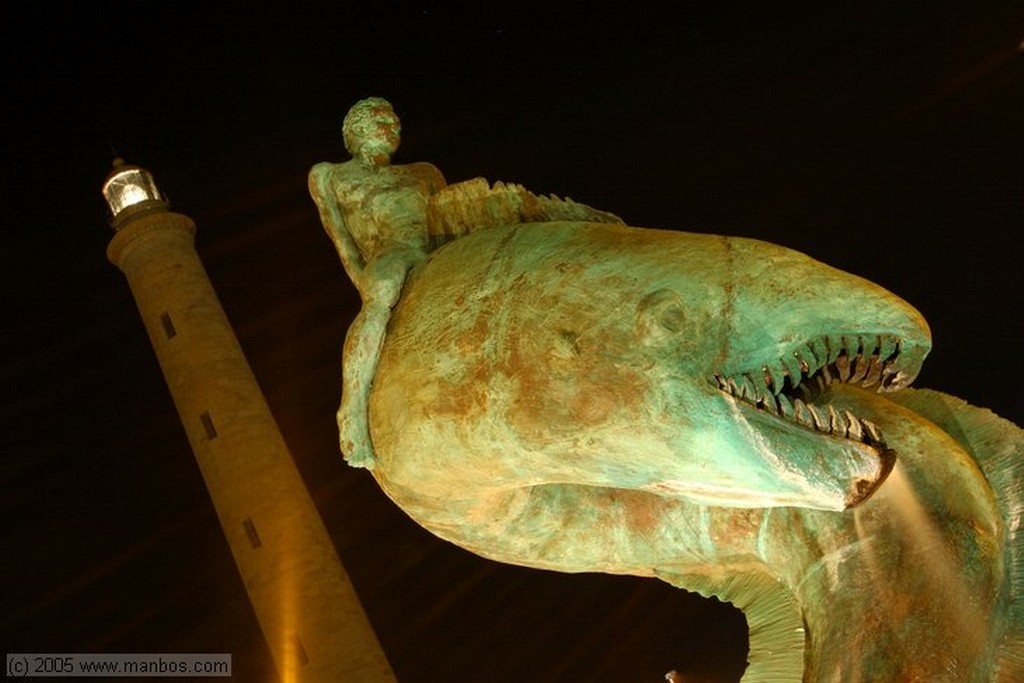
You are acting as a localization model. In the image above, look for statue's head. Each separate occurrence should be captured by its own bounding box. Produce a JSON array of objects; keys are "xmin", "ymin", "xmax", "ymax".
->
[
  {"xmin": 370, "ymin": 224, "xmax": 933, "ymax": 511},
  {"xmin": 343, "ymin": 97, "xmax": 401, "ymax": 164}
]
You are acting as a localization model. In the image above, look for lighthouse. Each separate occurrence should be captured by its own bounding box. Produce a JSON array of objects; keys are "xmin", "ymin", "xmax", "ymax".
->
[{"xmin": 102, "ymin": 160, "xmax": 396, "ymax": 683}]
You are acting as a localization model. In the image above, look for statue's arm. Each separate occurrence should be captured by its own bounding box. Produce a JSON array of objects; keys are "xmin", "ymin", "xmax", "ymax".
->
[
  {"xmin": 421, "ymin": 162, "xmax": 447, "ymax": 194},
  {"xmin": 308, "ymin": 163, "xmax": 365, "ymax": 291}
]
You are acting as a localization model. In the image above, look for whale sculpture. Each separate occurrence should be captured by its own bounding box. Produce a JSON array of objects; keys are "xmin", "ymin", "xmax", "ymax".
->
[{"xmin": 311, "ymin": 99, "xmax": 1023, "ymax": 681}]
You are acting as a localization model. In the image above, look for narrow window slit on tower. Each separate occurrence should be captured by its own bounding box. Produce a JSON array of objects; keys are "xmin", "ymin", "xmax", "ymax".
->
[
  {"xmin": 159, "ymin": 312, "xmax": 177, "ymax": 339},
  {"xmin": 294, "ymin": 635, "xmax": 310, "ymax": 668},
  {"xmin": 242, "ymin": 517, "xmax": 262, "ymax": 549},
  {"xmin": 199, "ymin": 411, "xmax": 218, "ymax": 440}
]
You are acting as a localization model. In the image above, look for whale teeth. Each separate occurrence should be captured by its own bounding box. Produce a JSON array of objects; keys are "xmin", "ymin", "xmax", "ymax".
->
[
  {"xmin": 878, "ymin": 335, "xmax": 898, "ymax": 363},
  {"xmin": 793, "ymin": 398, "xmax": 814, "ymax": 428},
  {"xmin": 880, "ymin": 360, "xmax": 908, "ymax": 391},
  {"xmin": 843, "ymin": 335, "xmax": 862, "ymax": 357},
  {"xmin": 826, "ymin": 335, "xmax": 844, "ymax": 364},
  {"xmin": 777, "ymin": 393, "xmax": 795, "ymax": 418},
  {"xmin": 796, "ymin": 353, "xmax": 810, "ymax": 375},
  {"xmin": 739, "ymin": 375, "xmax": 758, "ymax": 401},
  {"xmin": 744, "ymin": 374, "xmax": 764, "ymax": 402},
  {"xmin": 758, "ymin": 394, "xmax": 778, "ymax": 415},
  {"xmin": 711, "ymin": 368, "xmax": 886, "ymax": 448},
  {"xmin": 828, "ymin": 405, "xmax": 845, "ymax": 434},
  {"xmin": 835, "ymin": 352, "xmax": 853, "ymax": 382},
  {"xmin": 848, "ymin": 354, "xmax": 871, "ymax": 384},
  {"xmin": 808, "ymin": 338, "xmax": 828, "ymax": 368},
  {"xmin": 711, "ymin": 333, "xmax": 909, "ymax": 448},
  {"xmin": 763, "ymin": 364, "xmax": 786, "ymax": 396},
  {"xmin": 861, "ymin": 355, "xmax": 883, "ymax": 388},
  {"xmin": 861, "ymin": 335, "xmax": 879, "ymax": 358},
  {"xmin": 862, "ymin": 420, "xmax": 884, "ymax": 446},
  {"xmin": 808, "ymin": 404, "xmax": 828, "ymax": 432},
  {"xmin": 781, "ymin": 355, "xmax": 803, "ymax": 391},
  {"xmin": 882, "ymin": 368, "xmax": 911, "ymax": 391},
  {"xmin": 844, "ymin": 410, "xmax": 863, "ymax": 440}
]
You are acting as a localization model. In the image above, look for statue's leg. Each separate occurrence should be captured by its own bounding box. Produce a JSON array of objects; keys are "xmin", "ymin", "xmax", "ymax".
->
[
  {"xmin": 337, "ymin": 305, "xmax": 385, "ymax": 467},
  {"xmin": 338, "ymin": 248, "xmax": 421, "ymax": 468}
]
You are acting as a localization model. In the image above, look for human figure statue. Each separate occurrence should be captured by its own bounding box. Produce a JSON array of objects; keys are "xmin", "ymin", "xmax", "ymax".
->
[
  {"xmin": 309, "ymin": 97, "xmax": 446, "ymax": 467},
  {"xmin": 310, "ymin": 98, "xmax": 622, "ymax": 467}
]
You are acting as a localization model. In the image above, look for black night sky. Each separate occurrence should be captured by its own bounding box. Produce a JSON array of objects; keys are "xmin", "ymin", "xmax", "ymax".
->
[{"xmin": 4, "ymin": 3, "xmax": 1023, "ymax": 682}]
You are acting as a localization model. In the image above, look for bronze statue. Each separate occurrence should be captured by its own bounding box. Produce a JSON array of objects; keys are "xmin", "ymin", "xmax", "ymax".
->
[
  {"xmin": 309, "ymin": 97, "xmax": 446, "ymax": 467},
  {"xmin": 311, "ymin": 98, "xmax": 1023, "ymax": 681}
]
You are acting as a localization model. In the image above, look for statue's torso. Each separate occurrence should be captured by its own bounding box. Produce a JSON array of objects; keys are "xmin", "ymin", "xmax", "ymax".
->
[{"xmin": 331, "ymin": 160, "xmax": 443, "ymax": 259}]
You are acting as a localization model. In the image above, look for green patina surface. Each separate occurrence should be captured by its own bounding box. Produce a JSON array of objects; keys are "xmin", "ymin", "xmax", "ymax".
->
[{"xmin": 312, "ymin": 99, "xmax": 1024, "ymax": 682}]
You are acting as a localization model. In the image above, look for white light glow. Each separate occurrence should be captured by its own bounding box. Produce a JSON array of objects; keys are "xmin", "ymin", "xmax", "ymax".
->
[{"xmin": 102, "ymin": 167, "xmax": 164, "ymax": 217}]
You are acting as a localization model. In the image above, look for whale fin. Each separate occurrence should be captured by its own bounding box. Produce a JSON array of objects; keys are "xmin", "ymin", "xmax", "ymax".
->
[{"xmin": 887, "ymin": 387, "xmax": 1024, "ymax": 681}]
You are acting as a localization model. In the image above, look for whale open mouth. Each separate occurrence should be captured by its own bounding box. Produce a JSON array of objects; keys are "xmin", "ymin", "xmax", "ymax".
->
[{"xmin": 711, "ymin": 334, "xmax": 918, "ymax": 451}]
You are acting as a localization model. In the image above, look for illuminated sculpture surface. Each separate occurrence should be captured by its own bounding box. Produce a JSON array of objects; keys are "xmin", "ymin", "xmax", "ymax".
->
[{"xmin": 311, "ymin": 98, "xmax": 1023, "ymax": 681}]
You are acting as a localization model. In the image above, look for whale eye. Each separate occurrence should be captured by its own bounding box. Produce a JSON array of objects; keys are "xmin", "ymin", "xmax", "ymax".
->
[
  {"xmin": 659, "ymin": 304, "xmax": 686, "ymax": 333},
  {"xmin": 636, "ymin": 288, "xmax": 686, "ymax": 343}
]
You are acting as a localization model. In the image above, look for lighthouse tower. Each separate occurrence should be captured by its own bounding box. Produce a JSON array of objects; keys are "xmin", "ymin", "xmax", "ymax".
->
[{"xmin": 102, "ymin": 160, "xmax": 396, "ymax": 683}]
